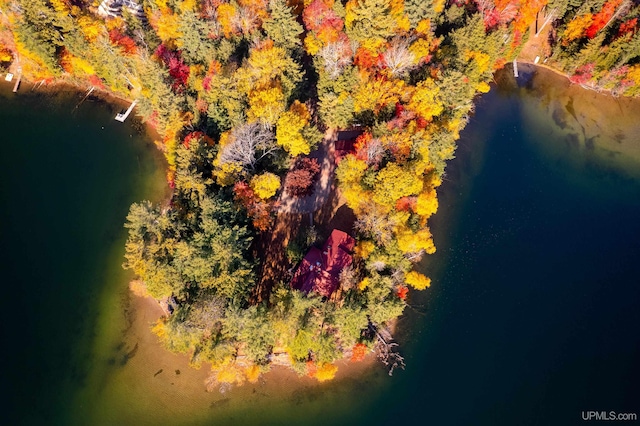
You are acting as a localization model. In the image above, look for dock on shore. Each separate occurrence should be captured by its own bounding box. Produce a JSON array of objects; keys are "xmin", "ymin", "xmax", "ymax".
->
[
  {"xmin": 12, "ymin": 71, "xmax": 21, "ymax": 92},
  {"xmin": 115, "ymin": 100, "xmax": 138, "ymax": 122}
]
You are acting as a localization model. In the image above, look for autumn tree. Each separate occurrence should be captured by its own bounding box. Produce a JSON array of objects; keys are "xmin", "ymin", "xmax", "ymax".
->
[
  {"xmin": 263, "ymin": 0, "xmax": 304, "ymax": 51},
  {"xmin": 353, "ymin": 73, "xmax": 406, "ymax": 114},
  {"xmin": 276, "ymin": 101, "xmax": 313, "ymax": 156},
  {"xmin": 218, "ymin": 122, "xmax": 277, "ymax": 172},
  {"xmin": 405, "ymin": 271, "xmax": 432, "ymax": 290},
  {"xmin": 318, "ymin": 37, "xmax": 353, "ymax": 79},
  {"xmin": 284, "ymin": 157, "xmax": 321, "ymax": 196},
  {"xmin": 372, "ymin": 163, "xmax": 423, "ymax": 208},
  {"xmin": 407, "ymin": 78, "xmax": 444, "ymax": 121},
  {"xmin": 250, "ymin": 172, "xmax": 281, "ymax": 200},
  {"xmin": 345, "ymin": 0, "xmax": 399, "ymax": 51},
  {"xmin": 381, "ymin": 38, "xmax": 416, "ymax": 77}
]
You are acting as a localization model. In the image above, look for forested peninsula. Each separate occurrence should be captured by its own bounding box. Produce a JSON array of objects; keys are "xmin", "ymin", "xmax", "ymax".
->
[{"xmin": 2, "ymin": 0, "xmax": 640, "ymax": 387}]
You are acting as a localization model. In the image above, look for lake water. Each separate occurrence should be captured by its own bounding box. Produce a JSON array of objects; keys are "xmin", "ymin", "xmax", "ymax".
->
[
  {"xmin": 0, "ymin": 83, "xmax": 167, "ymax": 425},
  {"xmin": 1, "ymin": 67, "xmax": 639, "ymax": 425}
]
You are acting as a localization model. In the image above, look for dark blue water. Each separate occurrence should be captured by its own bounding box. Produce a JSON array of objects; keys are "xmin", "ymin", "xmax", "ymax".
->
[
  {"xmin": 361, "ymin": 72, "xmax": 640, "ymax": 426},
  {"xmin": 0, "ymin": 84, "xmax": 165, "ymax": 425}
]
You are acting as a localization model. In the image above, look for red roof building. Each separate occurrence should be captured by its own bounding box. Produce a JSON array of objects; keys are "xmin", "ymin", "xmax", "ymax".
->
[{"xmin": 290, "ymin": 229, "xmax": 356, "ymax": 298}]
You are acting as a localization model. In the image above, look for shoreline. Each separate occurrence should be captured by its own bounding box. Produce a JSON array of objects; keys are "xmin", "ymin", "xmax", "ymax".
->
[
  {"xmin": 4, "ymin": 63, "xmax": 640, "ymax": 396},
  {"xmin": 1, "ymin": 75, "xmax": 163, "ymax": 143},
  {"xmin": 75, "ymin": 290, "xmax": 381, "ymax": 423}
]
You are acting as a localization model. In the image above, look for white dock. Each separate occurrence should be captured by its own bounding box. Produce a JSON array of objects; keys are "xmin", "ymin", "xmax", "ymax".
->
[
  {"xmin": 115, "ymin": 100, "xmax": 138, "ymax": 122},
  {"xmin": 12, "ymin": 71, "xmax": 21, "ymax": 92},
  {"xmin": 513, "ymin": 59, "xmax": 519, "ymax": 78}
]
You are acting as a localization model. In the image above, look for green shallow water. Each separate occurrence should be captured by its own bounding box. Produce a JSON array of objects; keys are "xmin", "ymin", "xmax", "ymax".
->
[
  {"xmin": 0, "ymin": 82, "xmax": 167, "ymax": 425},
  {"xmin": 1, "ymin": 66, "xmax": 640, "ymax": 425}
]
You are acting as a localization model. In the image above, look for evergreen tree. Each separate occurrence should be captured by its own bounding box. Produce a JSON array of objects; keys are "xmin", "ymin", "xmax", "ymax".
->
[{"xmin": 263, "ymin": 0, "xmax": 304, "ymax": 51}]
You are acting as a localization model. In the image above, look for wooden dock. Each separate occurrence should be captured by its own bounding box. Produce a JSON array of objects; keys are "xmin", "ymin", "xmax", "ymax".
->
[
  {"xmin": 115, "ymin": 100, "xmax": 138, "ymax": 122},
  {"xmin": 12, "ymin": 71, "xmax": 21, "ymax": 92}
]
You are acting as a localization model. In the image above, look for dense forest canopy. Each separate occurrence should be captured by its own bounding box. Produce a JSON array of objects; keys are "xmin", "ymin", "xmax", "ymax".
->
[{"xmin": 1, "ymin": 0, "xmax": 639, "ymax": 386}]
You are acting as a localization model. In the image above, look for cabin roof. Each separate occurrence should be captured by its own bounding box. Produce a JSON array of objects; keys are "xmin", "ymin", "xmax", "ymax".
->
[{"xmin": 290, "ymin": 229, "xmax": 355, "ymax": 298}]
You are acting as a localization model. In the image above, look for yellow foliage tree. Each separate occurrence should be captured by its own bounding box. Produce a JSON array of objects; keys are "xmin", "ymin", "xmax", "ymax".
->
[
  {"xmin": 358, "ymin": 277, "xmax": 371, "ymax": 290},
  {"xmin": 372, "ymin": 163, "xmax": 423, "ymax": 207},
  {"xmin": 155, "ymin": 10, "xmax": 183, "ymax": 43},
  {"xmin": 336, "ymin": 154, "xmax": 370, "ymax": 213},
  {"xmin": 216, "ymin": 363, "xmax": 245, "ymax": 385},
  {"xmin": 336, "ymin": 155, "xmax": 368, "ymax": 184},
  {"xmin": 214, "ymin": 159, "xmax": 243, "ymax": 186},
  {"xmin": 405, "ymin": 271, "xmax": 431, "ymax": 290},
  {"xmin": 476, "ymin": 81, "xmax": 491, "ymax": 93},
  {"xmin": 250, "ymin": 173, "xmax": 281, "ymax": 199},
  {"xmin": 245, "ymin": 43, "xmax": 293, "ymax": 90},
  {"xmin": 563, "ymin": 14, "xmax": 593, "ymax": 43},
  {"xmin": 409, "ymin": 37, "xmax": 432, "ymax": 64},
  {"xmin": 396, "ymin": 227, "xmax": 436, "ymax": 254},
  {"xmin": 245, "ymin": 365, "xmax": 262, "ymax": 383},
  {"xmin": 60, "ymin": 51, "xmax": 96, "ymax": 76},
  {"xmin": 464, "ymin": 50, "xmax": 491, "ymax": 75},
  {"xmin": 151, "ymin": 319, "xmax": 168, "ymax": 339},
  {"xmin": 415, "ymin": 189, "xmax": 438, "ymax": 217},
  {"xmin": 276, "ymin": 101, "xmax": 311, "ymax": 156},
  {"xmin": 218, "ymin": 3, "xmax": 238, "ymax": 37},
  {"xmin": 353, "ymin": 73, "xmax": 406, "ymax": 114},
  {"xmin": 78, "ymin": 16, "xmax": 103, "ymax": 42},
  {"xmin": 304, "ymin": 34, "xmax": 323, "ymax": 55},
  {"xmin": 312, "ymin": 363, "xmax": 338, "ymax": 382},
  {"xmin": 178, "ymin": 0, "xmax": 198, "ymax": 12},
  {"xmin": 342, "ymin": 185, "xmax": 371, "ymax": 214},
  {"xmin": 355, "ymin": 240, "xmax": 376, "ymax": 259},
  {"xmin": 0, "ymin": 47, "xmax": 12, "ymax": 63},
  {"xmin": 247, "ymin": 84, "xmax": 285, "ymax": 127},
  {"xmin": 407, "ymin": 78, "xmax": 443, "ymax": 121}
]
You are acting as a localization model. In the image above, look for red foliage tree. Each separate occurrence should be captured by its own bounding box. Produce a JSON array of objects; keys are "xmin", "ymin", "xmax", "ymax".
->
[
  {"xmin": 396, "ymin": 286, "xmax": 409, "ymax": 300},
  {"xmin": 354, "ymin": 132, "xmax": 385, "ymax": 166},
  {"xmin": 617, "ymin": 18, "xmax": 637, "ymax": 38},
  {"xmin": 395, "ymin": 196, "xmax": 416, "ymax": 212},
  {"xmin": 512, "ymin": 0, "xmax": 547, "ymax": 37},
  {"xmin": 586, "ymin": 0, "xmax": 623, "ymax": 39},
  {"xmin": 87, "ymin": 74, "xmax": 106, "ymax": 90},
  {"xmin": 350, "ymin": 343, "xmax": 368, "ymax": 362},
  {"xmin": 233, "ymin": 182, "xmax": 273, "ymax": 231},
  {"xmin": 354, "ymin": 47, "xmax": 378, "ymax": 69},
  {"xmin": 302, "ymin": 0, "xmax": 343, "ymax": 33},
  {"xmin": 284, "ymin": 157, "xmax": 321, "ymax": 197},
  {"xmin": 155, "ymin": 44, "xmax": 190, "ymax": 92},
  {"xmin": 306, "ymin": 360, "xmax": 318, "ymax": 377},
  {"xmin": 569, "ymin": 63, "xmax": 595, "ymax": 84},
  {"xmin": 183, "ymin": 131, "xmax": 204, "ymax": 149},
  {"xmin": 109, "ymin": 30, "xmax": 137, "ymax": 55}
]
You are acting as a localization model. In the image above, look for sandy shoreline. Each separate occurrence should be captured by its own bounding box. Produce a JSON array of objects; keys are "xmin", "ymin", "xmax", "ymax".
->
[
  {"xmin": 75, "ymin": 291, "xmax": 382, "ymax": 423},
  {"xmin": 515, "ymin": 64, "xmax": 640, "ymax": 169},
  {"xmin": 5, "ymin": 63, "xmax": 640, "ymax": 416},
  {"xmin": 126, "ymin": 292, "xmax": 378, "ymax": 389}
]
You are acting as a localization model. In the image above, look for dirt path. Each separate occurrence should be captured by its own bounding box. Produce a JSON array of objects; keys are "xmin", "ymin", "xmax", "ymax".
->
[
  {"xmin": 250, "ymin": 212, "xmax": 303, "ymax": 304},
  {"xmin": 251, "ymin": 129, "xmax": 339, "ymax": 303},
  {"xmin": 277, "ymin": 129, "xmax": 337, "ymax": 214},
  {"xmin": 519, "ymin": 12, "xmax": 554, "ymax": 64}
]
